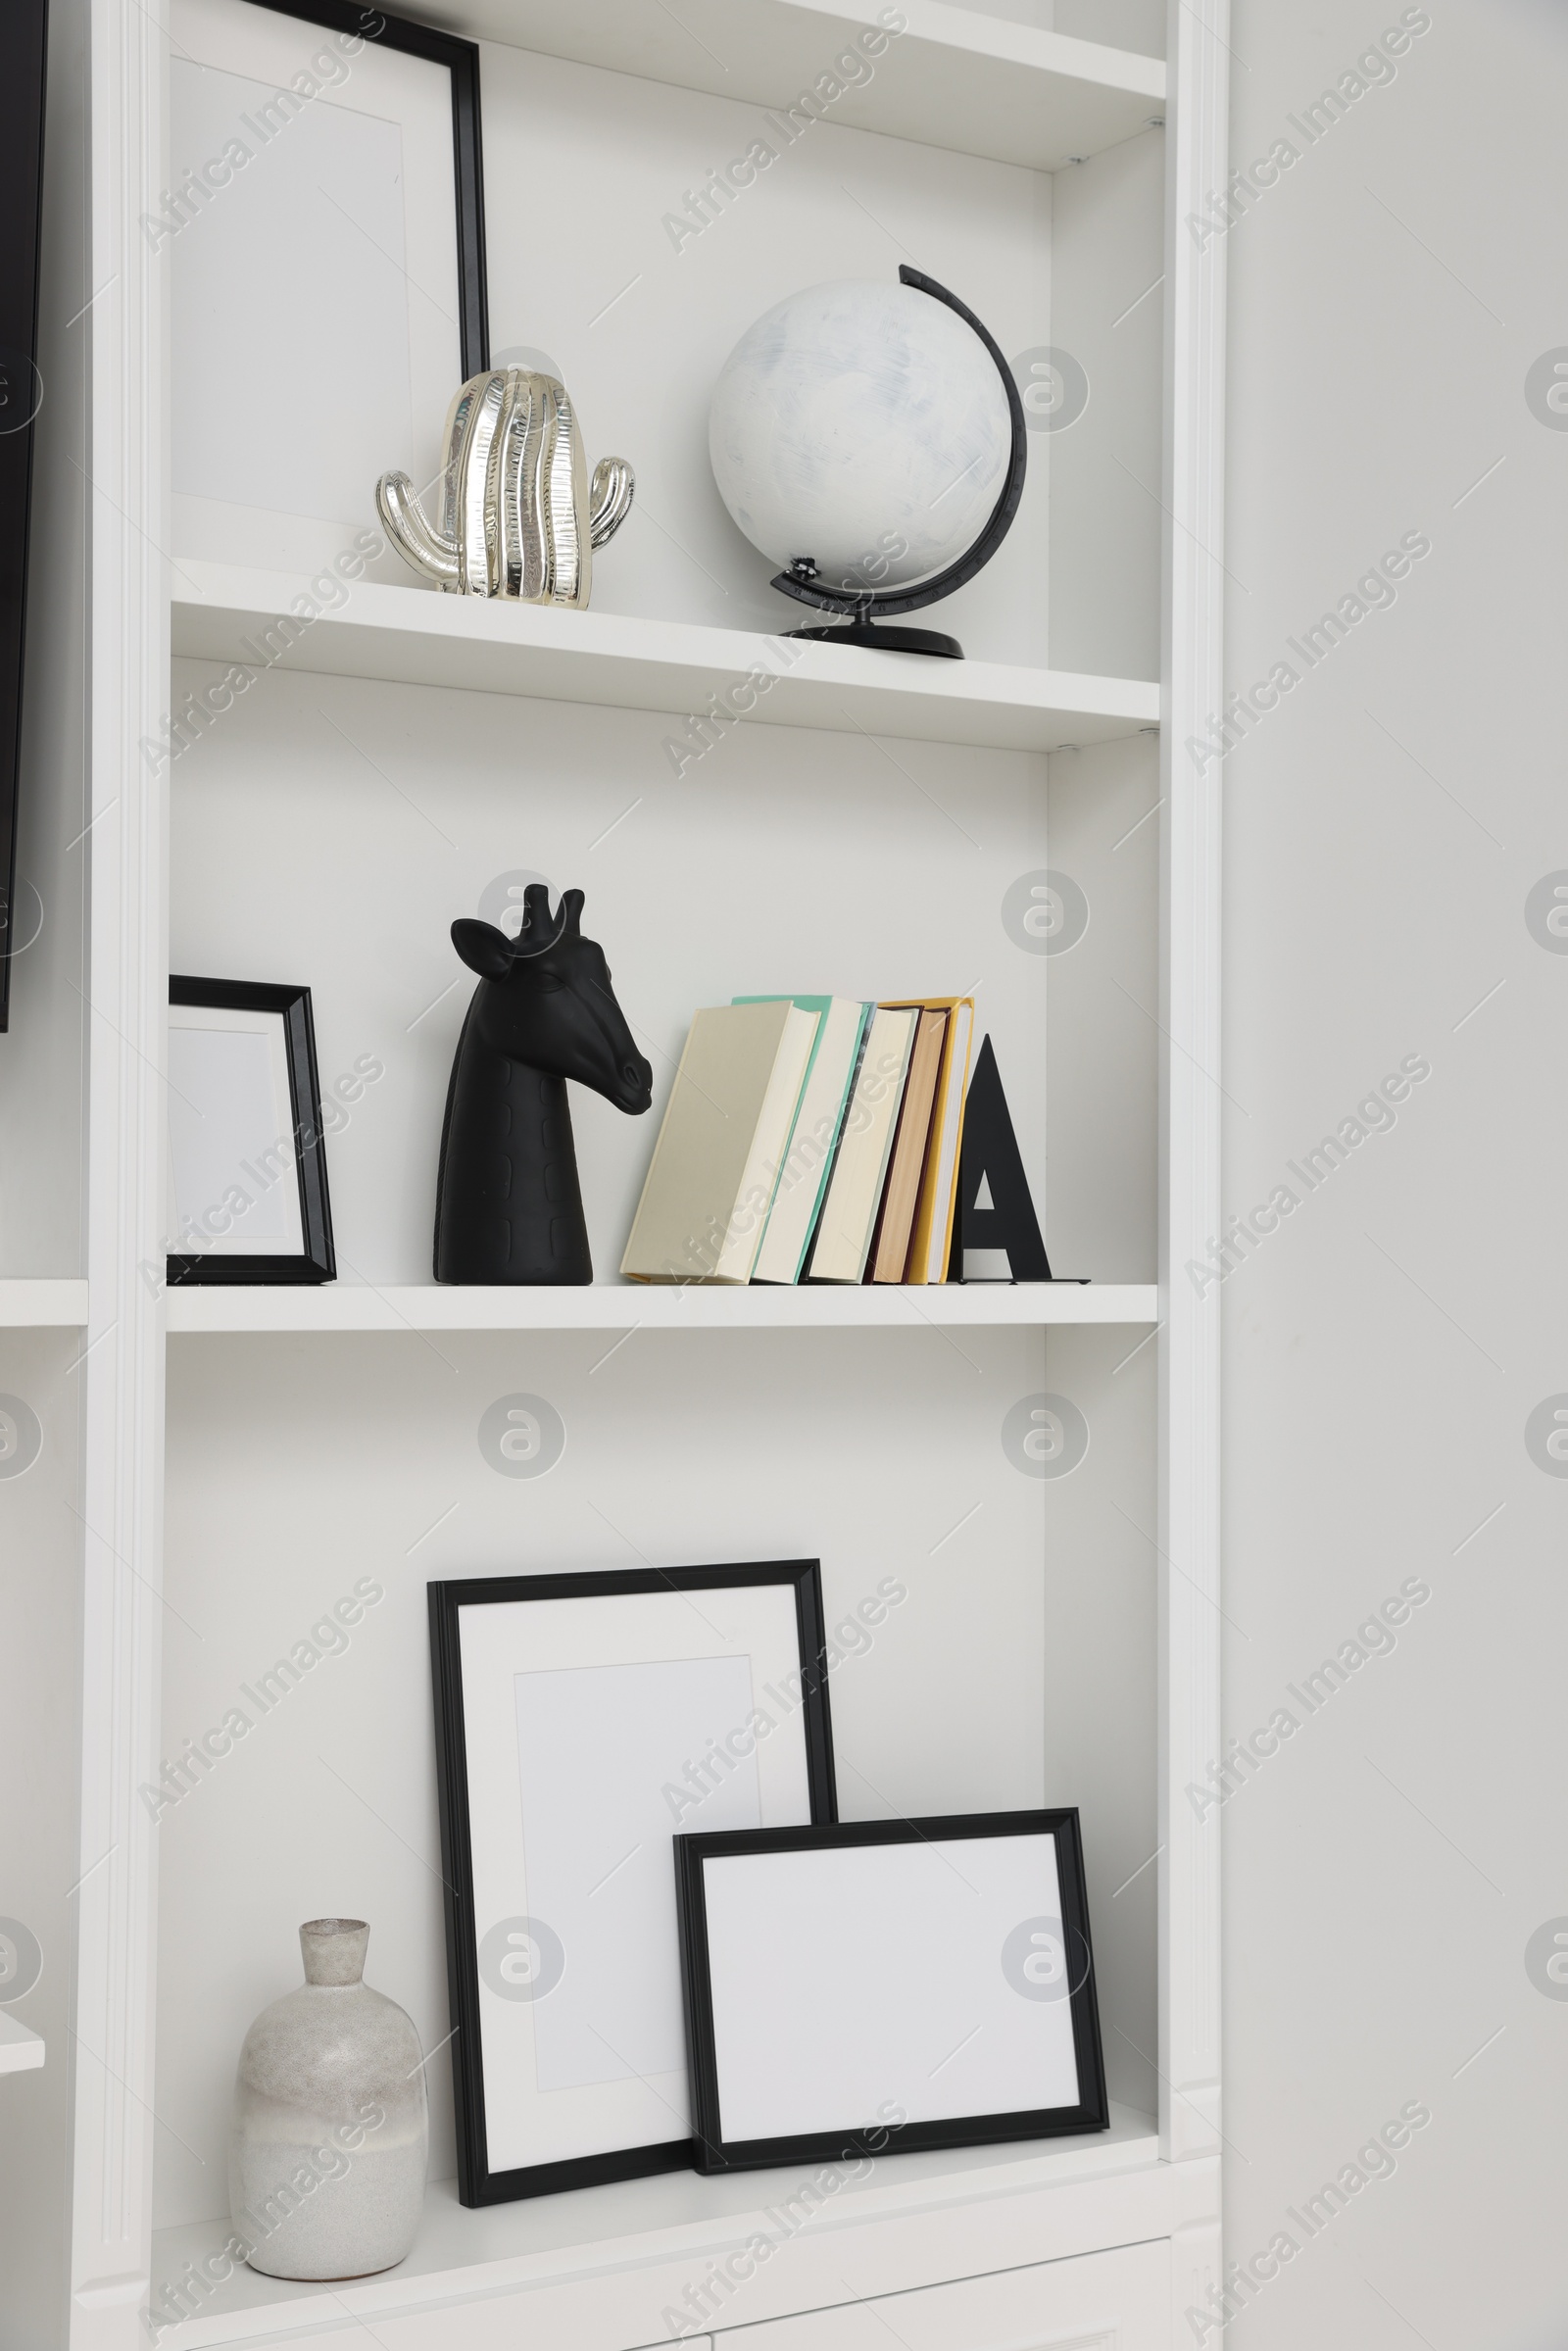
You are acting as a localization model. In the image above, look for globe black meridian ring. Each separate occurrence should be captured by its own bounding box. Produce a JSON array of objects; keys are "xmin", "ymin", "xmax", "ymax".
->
[{"xmin": 767, "ymin": 265, "xmax": 1030, "ymax": 660}]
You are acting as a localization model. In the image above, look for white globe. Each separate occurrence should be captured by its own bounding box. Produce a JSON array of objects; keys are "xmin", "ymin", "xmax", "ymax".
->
[{"xmin": 709, "ymin": 278, "xmax": 1012, "ymax": 596}]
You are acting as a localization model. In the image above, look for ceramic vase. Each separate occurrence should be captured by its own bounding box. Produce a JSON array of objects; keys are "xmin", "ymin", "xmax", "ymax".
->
[{"xmin": 229, "ymin": 1918, "xmax": 427, "ymax": 2280}]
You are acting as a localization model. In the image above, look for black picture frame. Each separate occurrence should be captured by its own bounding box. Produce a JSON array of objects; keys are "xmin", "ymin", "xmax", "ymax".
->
[
  {"xmin": 674, "ymin": 1808, "xmax": 1108, "ymax": 2176},
  {"xmin": 428, "ymin": 1561, "xmax": 838, "ymax": 2206},
  {"xmin": 166, "ymin": 976, "xmax": 336, "ymax": 1286},
  {"xmin": 246, "ymin": 0, "xmax": 489, "ymax": 376},
  {"xmin": 0, "ymin": 0, "xmax": 49, "ymax": 1032}
]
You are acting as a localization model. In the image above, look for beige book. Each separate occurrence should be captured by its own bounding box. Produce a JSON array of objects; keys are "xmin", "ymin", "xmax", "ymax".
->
[
  {"xmin": 868, "ymin": 1008, "xmax": 948, "ymax": 1283},
  {"xmin": 806, "ymin": 1006, "xmax": 917, "ymax": 1284},
  {"xmin": 620, "ymin": 1001, "xmax": 819, "ymax": 1284}
]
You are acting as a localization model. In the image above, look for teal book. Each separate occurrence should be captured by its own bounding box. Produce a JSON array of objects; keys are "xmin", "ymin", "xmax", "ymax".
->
[{"xmin": 733, "ymin": 996, "xmax": 872, "ymax": 1283}]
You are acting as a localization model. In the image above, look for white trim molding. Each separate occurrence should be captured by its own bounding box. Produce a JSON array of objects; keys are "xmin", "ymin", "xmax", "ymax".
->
[
  {"xmin": 72, "ymin": 0, "xmax": 170, "ymax": 2342},
  {"xmin": 1157, "ymin": 0, "xmax": 1227, "ymax": 2219}
]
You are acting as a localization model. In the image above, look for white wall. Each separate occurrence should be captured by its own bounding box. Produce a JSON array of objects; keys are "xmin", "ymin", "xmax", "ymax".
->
[
  {"xmin": 0, "ymin": 1330, "xmax": 82, "ymax": 2351},
  {"xmin": 1220, "ymin": 2, "xmax": 1568, "ymax": 2343},
  {"xmin": 1050, "ymin": 115, "xmax": 1163, "ymax": 682},
  {"xmin": 943, "ymin": 0, "xmax": 1165, "ymax": 56}
]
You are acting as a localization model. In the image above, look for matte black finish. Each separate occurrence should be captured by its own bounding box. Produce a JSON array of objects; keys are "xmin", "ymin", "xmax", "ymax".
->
[
  {"xmin": 768, "ymin": 266, "xmax": 1029, "ymax": 660},
  {"xmin": 949, "ymin": 1032, "xmax": 1052, "ymax": 1281},
  {"xmin": 0, "ymin": 0, "xmax": 49, "ymax": 1030},
  {"xmin": 432, "ymin": 885, "xmax": 652, "ymax": 1284},
  {"xmin": 247, "ymin": 0, "xmax": 489, "ymax": 376},
  {"xmin": 166, "ymin": 977, "xmax": 336, "ymax": 1286},
  {"xmin": 427, "ymin": 1561, "xmax": 839, "ymax": 2205},
  {"xmin": 788, "ymin": 619, "xmax": 963, "ymax": 660},
  {"xmin": 674, "ymin": 1809, "xmax": 1109, "ymax": 2176}
]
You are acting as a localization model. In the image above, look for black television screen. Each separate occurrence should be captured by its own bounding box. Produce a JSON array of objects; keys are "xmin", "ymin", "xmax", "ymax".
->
[{"xmin": 0, "ymin": 0, "xmax": 48, "ymax": 1030}]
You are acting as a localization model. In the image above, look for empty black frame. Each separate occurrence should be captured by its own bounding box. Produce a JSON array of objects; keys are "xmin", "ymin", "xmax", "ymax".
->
[
  {"xmin": 0, "ymin": 0, "xmax": 49, "ymax": 1031},
  {"xmin": 166, "ymin": 976, "xmax": 336, "ymax": 1285},
  {"xmin": 246, "ymin": 0, "xmax": 489, "ymax": 378},
  {"xmin": 674, "ymin": 1809, "xmax": 1109, "ymax": 2176},
  {"xmin": 428, "ymin": 1561, "xmax": 838, "ymax": 2206}
]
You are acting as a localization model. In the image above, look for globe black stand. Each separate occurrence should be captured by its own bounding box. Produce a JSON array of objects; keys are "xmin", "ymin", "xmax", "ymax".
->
[
  {"xmin": 769, "ymin": 266, "xmax": 1029, "ymax": 662},
  {"xmin": 788, "ymin": 611, "xmax": 966, "ymax": 662}
]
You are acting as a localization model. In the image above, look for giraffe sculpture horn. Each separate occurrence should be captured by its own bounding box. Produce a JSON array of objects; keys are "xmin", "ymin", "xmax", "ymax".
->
[{"xmin": 375, "ymin": 368, "xmax": 634, "ymax": 608}]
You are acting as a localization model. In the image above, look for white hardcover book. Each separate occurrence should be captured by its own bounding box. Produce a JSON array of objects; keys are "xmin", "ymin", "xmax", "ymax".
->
[
  {"xmin": 621, "ymin": 1001, "xmax": 813, "ymax": 1284},
  {"xmin": 751, "ymin": 999, "xmax": 870, "ymax": 1284},
  {"xmin": 712, "ymin": 1004, "xmax": 820, "ymax": 1282},
  {"xmin": 806, "ymin": 1006, "xmax": 917, "ymax": 1284}
]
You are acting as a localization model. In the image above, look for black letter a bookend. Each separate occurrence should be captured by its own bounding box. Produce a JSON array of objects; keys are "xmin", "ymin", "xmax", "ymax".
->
[{"xmin": 948, "ymin": 1035, "xmax": 1082, "ymax": 1284}]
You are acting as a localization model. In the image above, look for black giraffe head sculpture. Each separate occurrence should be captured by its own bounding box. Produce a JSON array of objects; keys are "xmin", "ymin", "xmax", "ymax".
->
[{"xmin": 433, "ymin": 885, "xmax": 653, "ymax": 1285}]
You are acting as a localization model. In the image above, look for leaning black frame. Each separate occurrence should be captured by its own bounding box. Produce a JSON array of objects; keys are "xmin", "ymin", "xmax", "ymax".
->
[
  {"xmin": 428, "ymin": 1560, "xmax": 839, "ymax": 2207},
  {"xmin": 233, "ymin": 0, "xmax": 488, "ymax": 377},
  {"xmin": 675, "ymin": 1808, "xmax": 1108, "ymax": 2176},
  {"xmin": 166, "ymin": 975, "xmax": 337, "ymax": 1286}
]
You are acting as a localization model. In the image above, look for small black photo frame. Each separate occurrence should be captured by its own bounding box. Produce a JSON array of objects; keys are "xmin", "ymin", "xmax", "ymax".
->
[
  {"xmin": 429, "ymin": 1562, "xmax": 837, "ymax": 2206},
  {"xmin": 166, "ymin": 976, "xmax": 336, "ymax": 1285},
  {"xmin": 675, "ymin": 1809, "xmax": 1108, "ymax": 2176}
]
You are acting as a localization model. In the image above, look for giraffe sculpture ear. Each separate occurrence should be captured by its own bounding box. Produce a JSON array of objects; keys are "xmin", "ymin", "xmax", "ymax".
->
[{"xmin": 452, "ymin": 919, "xmax": 514, "ymax": 978}]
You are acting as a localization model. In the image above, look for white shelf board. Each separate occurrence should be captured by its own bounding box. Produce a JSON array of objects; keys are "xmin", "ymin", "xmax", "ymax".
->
[
  {"xmin": 0, "ymin": 1279, "xmax": 89, "ymax": 1328},
  {"xmin": 420, "ymin": 0, "xmax": 1164, "ymax": 171},
  {"xmin": 165, "ymin": 1282, "xmax": 1157, "ymax": 1334},
  {"xmin": 0, "ymin": 2013, "xmax": 44, "ymax": 2074},
  {"xmin": 170, "ymin": 564, "xmax": 1160, "ymax": 758},
  {"xmin": 150, "ymin": 2107, "xmax": 1160, "ymax": 2347}
]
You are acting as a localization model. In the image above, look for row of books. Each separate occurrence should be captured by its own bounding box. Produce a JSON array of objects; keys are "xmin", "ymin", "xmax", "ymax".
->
[{"xmin": 621, "ymin": 995, "xmax": 974, "ymax": 1287}]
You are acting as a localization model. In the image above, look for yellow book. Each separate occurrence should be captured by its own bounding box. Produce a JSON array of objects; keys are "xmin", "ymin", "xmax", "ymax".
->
[{"xmin": 883, "ymin": 998, "xmax": 975, "ymax": 1285}]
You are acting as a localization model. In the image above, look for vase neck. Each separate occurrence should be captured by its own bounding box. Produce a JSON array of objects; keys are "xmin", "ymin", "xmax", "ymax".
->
[{"xmin": 300, "ymin": 1917, "xmax": 368, "ymax": 1986}]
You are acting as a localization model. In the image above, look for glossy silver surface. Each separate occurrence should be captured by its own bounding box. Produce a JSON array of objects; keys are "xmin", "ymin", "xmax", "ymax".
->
[{"xmin": 376, "ymin": 368, "xmax": 634, "ymax": 606}]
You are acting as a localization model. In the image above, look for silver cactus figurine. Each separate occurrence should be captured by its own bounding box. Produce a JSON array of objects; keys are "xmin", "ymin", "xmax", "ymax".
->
[{"xmin": 375, "ymin": 368, "xmax": 633, "ymax": 606}]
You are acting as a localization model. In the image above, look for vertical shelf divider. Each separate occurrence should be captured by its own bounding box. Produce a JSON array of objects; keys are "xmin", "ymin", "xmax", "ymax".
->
[
  {"xmin": 1157, "ymin": 0, "xmax": 1228, "ymax": 2324},
  {"xmin": 72, "ymin": 0, "xmax": 171, "ymax": 2336}
]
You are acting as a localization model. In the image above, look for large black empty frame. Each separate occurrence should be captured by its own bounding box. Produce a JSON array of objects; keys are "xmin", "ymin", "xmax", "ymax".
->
[{"xmin": 429, "ymin": 1561, "xmax": 837, "ymax": 2204}]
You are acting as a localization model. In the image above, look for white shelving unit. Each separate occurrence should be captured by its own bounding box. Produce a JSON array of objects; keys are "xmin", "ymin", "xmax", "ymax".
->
[
  {"xmin": 53, "ymin": 1, "xmax": 1227, "ymax": 2346},
  {"xmin": 146, "ymin": 2107, "xmax": 1163, "ymax": 2348},
  {"xmin": 414, "ymin": 0, "xmax": 1167, "ymax": 171},
  {"xmin": 0, "ymin": 2013, "xmax": 45, "ymax": 2077},
  {"xmin": 171, "ymin": 563, "xmax": 1159, "ymax": 757},
  {"xmin": 0, "ymin": 1281, "xmax": 89, "ymax": 1328},
  {"xmin": 164, "ymin": 1282, "xmax": 1159, "ymax": 1333}
]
